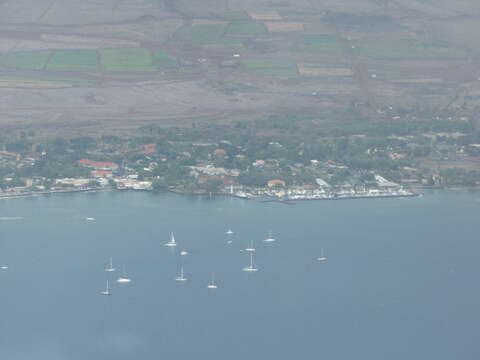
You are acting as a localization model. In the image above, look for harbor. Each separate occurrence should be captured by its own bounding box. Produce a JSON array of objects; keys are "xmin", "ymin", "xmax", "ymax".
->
[{"xmin": 232, "ymin": 184, "xmax": 417, "ymax": 201}]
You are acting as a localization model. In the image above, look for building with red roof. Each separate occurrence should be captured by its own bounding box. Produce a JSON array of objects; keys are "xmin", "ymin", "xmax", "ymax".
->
[
  {"xmin": 267, "ymin": 179, "xmax": 286, "ymax": 188},
  {"xmin": 91, "ymin": 170, "xmax": 113, "ymax": 178},
  {"xmin": 213, "ymin": 148, "xmax": 227, "ymax": 157},
  {"xmin": 138, "ymin": 144, "xmax": 156, "ymax": 155},
  {"xmin": 0, "ymin": 151, "xmax": 21, "ymax": 160}
]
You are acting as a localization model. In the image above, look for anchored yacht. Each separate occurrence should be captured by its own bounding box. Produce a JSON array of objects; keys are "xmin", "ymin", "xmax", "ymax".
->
[
  {"xmin": 164, "ymin": 232, "xmax": 177, "ymax": 247},
  {"xmin": 99, "ymin": 280, "xmax": 112, "ymax": 295},
  {"xmin": 175, "ymin": 266, "xmax": 187, "ymax": 281},
  {"xmin": 245, "ymin": 239, "xmax": 255, "ymax": 252},
  {"xmin": 242, "ymin": 253, "xmax": 258, "ymax": 272},
  {"xmin": 105, "ymin": 257, "xmax": 115, "ymax": 272},
  {"xmin": 317, "ymin": 248, "xmax": 327, "ymax": 262},
  {"xmin": 207, "ymin": 273, "xmax": 218, "ymax": 289},
  {"xmin": 116, "ymin": 265, "xmax": 132, "ymax": 283},
  {"xmin": 264, "ymin": 230, "xmax": 275, "ymax": 243}
]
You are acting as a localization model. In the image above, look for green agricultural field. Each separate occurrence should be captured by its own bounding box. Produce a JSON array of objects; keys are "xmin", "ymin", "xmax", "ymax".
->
[
  {"xmin": 0, "ymin": 74, "xmax": 95, "ymax": 86},
  {"xmin": 214, "ymin": 11, "xmax": 250, "ymax": 21},
  {"xmin": 0, "ymin": 50, "xmax": 51, "ymax": 70},
  {"xmin": 226, "ymin": 20, "xmax": 269, "ymax": 37},
  {"xmin": 354, "ymin": 40, "xmax": 467, "ymax": 59},
  {"xmin": 100, "ymin": 48, "xmax": 156, "ymax": 72},
  {"xmin": 46, "ymin": 50, "xmax": 98, "ymax": 72},
  {"xmin": 301, "ymin": 35, "xmax": 344, "ymax": 52},
  {"xmin": 176, "ymin": 24, "xmax": 227, "ymax": 44},
  {"xmin": 153, "ymin": 50, "xmax": 177, "ymax": 68},
  {"xmin": 243, "ymin": 59, "xmax": 298, "ymax": 77},
  {"xmin": 322, "ymin": 13, "xmax": 404, "ymax": 32}
]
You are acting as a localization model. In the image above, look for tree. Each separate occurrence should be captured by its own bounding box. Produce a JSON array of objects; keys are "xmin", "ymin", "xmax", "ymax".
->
[
  {"xmin": 9, "ymin": 178, "xmax": 26, "ymax": 187},
  {"xmin": 87, "ymin": 180, "xmax": 100, "ymax": 188},
  {"xmin": 202, "ymin": 179, "xmax": 223, "ymax": 192},
  {"xmin": 152, "ymin": 178, "xmax": 169, "ymax": 190}
]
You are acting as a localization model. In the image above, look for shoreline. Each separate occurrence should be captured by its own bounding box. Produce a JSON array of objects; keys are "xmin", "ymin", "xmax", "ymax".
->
[
  {"xmin": 1, "ymin": 185, "xmax": 477, "ymax": 202},
  {"xmin": 0, "ymin": 187, "xmax": 108, "ymax": 199}
]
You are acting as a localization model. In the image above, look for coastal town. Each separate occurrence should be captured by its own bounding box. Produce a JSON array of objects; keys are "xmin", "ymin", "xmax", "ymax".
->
[
  {"xmin": 1, "ymin": 114, "xmax": 480, "ymax": 202},
  {"xmin": 5, "ymin": 126, "xmax": 478, "ymax": 201}
]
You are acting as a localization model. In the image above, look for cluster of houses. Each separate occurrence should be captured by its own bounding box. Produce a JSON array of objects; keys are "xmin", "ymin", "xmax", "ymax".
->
[
  {"xmin": 233, "ymin": 175, "xmax": 415, "ymax": 200},
  {"xmin": 72, "ymin": 159, "xmax": 153, "ymax": 191},
  {"xmin": 0, "ymin": 143, "xmax": 417, "ymax": 200}
]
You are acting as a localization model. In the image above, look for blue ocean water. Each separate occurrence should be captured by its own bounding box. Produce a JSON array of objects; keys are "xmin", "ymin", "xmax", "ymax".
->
[{"xmin": 0, "ymin": 190, "xmax": 478, "ymax": 359}]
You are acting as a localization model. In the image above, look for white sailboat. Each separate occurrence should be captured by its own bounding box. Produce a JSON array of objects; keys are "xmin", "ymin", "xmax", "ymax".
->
[
  {"xmin": 242, "ymin": 253, "xmax": 258, "ymax": 272},
  {"xmin": 207, "ymin": 273, "xmax": 218, "ymax": 289},
  {"xmin": 105, "ymin": 257, "xmax": 115, "ymax": 272},
  {"xmin": 175, "ymin": 266, "xmax": 187, "ymax": 281},
  {"xmin": 226, "ymin": 229, "xmax": 234, "ymax": 235},
  {"xmin": 99, "ymin": 280, "xmax": 112, "ymax": 295},
  {"xmin": 245, "ymin": 239, "xmax": 255, "ymax": 252},
  {"xmin": 264, "ymin": 230, "xmax": 275, "ymax": 243},
  {"xmin": 164, "ymin": 232, "xmax": 177, "ymax": 247},
  {"xmin": 317, "ymin": 248, "xmax": 327, "ymax": 262},
  {"xmin": 116, "ymin": 264, "xmax": 132, "ymax": 283}
]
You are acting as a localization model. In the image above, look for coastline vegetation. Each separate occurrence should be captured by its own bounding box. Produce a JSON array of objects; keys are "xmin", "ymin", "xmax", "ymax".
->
[{"xmin": 1, "ymin": 110, "xmax": 480, "ymax": 195}]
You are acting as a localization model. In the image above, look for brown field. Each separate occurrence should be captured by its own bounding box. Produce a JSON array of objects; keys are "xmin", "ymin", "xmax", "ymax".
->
[
  {"xmin": 264, "ymin": 22, "xmax": 304, "ymax": 33},
  {"xmin": 191, "ymin": 19, "xmax": 228, "ymax": 25},
  {"xmin": 297, "ymin": 63, "xmax": 353, "ymax": 76},
  {"xmin": 0, "ymin": 0, "xmax": 478, "ymax": 137},
  {"xmin": 339, "ymin": 30, "xmax": 413, "ymax": 41},
  {"xmin": 302, "ymin": 23, "xmax": 334, "ymax": 35},
  {"xmin": 392, "ymin": 78, "xmax": 443, "ymax": 84},
  {"xmin": 0, "ymin": 80, "xmax": 71, "ymax": 88},
  {"xmin": 40, "ymin": 34, "xmax": 140, "ymax": 48},
  {"xmin": 248, "ymin": 11, "xmax": 282, "ymax": 21}
]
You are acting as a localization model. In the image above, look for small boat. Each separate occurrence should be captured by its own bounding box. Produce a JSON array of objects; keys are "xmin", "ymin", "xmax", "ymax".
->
[
  {"xmin": 164, "ymin": 232, "xmax": 177, "ymax": 247},
  {"xmin": 245, "ymin": 239, "xmax": 255, "ymax": 252},
  {"xmin": 180, "ymin": 251, "xmax": 188, "ymax": 256},
  {"xmin": 317, "ymin": 248, "xmax": 327, "ymax": 262},
  {"xmin": 226, "ymin": 229, "xmax": 234, "ymax": 235},
  {"xmin": 86, "ymin": 217, "xmax": 95, "ymax": 221},
  {"xmin": 242, "ymin": 253, "xmax": 258, "ymax": 272},
  {"xmin": 105, "ymin": 257, "xmax": 115, "ymax": 272},
  {"xmin": 116, "ymin": 265, "xmax": 131, "ymax": 283},
  {"xmin": 264, "ymin": 230, "xmax": 275, "ymax": 243},
  {"xmin": 175, "ymin": 266, "xmax": 187, "ymax": 281},
  {"xmin": 99, "ymin": 280, "xmax": 112, "ymax": 295},
  {"xmin": 0, "ymin": 265, "xmax": 8, "ymax": 270},
  {"xmin": 207, "ymin": 273, "xmax": 218, "ymax": 289}
]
